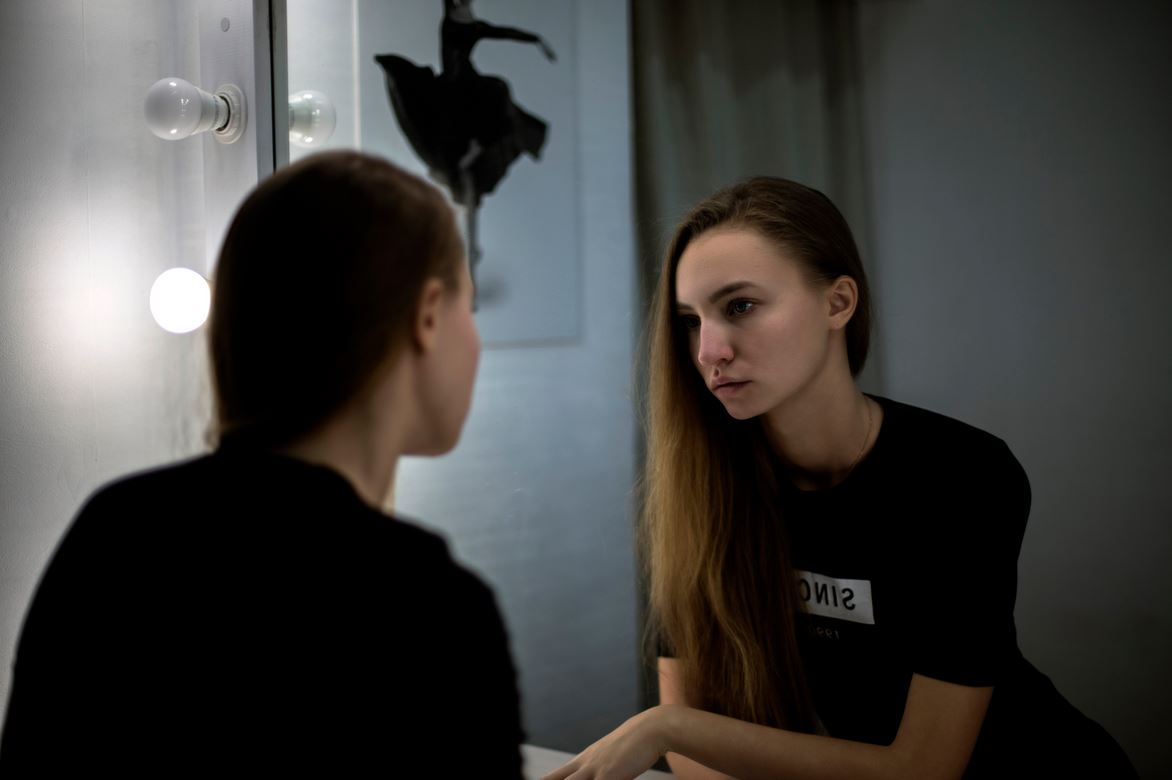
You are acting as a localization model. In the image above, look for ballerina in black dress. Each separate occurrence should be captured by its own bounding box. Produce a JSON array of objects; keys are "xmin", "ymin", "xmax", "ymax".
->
[{"xmin": 375, "ymin": 0, "xmax": 556, "ymax": 301}]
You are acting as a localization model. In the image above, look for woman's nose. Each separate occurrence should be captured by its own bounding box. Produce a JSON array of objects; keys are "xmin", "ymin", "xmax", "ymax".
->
[{"xmin": 696, "ymin": 322, "xmax": 733, "ymax": 367}]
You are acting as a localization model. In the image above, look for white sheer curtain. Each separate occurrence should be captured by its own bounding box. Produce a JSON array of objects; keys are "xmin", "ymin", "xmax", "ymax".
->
[{"xmin": 631, "ymin": 0, "xmax": 880, "ymax": 388}]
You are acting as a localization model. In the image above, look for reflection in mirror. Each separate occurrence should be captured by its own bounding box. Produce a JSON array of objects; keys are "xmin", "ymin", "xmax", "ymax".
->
[
  {"xmin": 284, "ymin": 0, "xmax": 639, "ymax": 757},
  {"xmin": 288, "ymin": 89, "xmax": 336, "ymax": 148},
  {"xmin": 282, "ymin": 0, "xmax": 1170, "ymax": 776}
]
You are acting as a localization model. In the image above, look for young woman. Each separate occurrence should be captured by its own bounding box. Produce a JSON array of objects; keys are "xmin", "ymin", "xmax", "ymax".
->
[
  {"xmin": 546, "ymin": 178, "xmax": 1135, "ymax": 779},
  {"xmin": 1, "ymin": 152, "xmax": 524, "ymax": 776}
]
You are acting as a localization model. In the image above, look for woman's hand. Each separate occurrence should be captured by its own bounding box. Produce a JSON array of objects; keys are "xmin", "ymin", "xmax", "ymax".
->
[{"xmin": 540, "ymin": 706, "xmax": 671, "ymax": 780}]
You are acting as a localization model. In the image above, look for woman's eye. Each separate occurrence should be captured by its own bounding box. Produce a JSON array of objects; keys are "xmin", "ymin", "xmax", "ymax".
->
[
  {"xmin": 679, "ymin": 315, "xmax": 701, "ymax": 330},
  {"xmin": 728, "ymin": 299, "xmax": 755, "ymax": 316}
]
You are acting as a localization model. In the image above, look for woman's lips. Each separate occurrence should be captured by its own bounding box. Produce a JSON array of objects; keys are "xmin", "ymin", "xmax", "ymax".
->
[{"xmin": 713, "ymin": 380, "xmax": 750, "ymax": 397}]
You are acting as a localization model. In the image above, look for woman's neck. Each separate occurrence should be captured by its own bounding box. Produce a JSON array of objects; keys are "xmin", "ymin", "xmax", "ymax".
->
[
  {"xmin": 279, "ymin": 419, "xmax": 400, "ymax": 510},
  {"xmin": 762, "ymin": 371, "xmax": 881, "ymax": 491},
  {"xmin": 277, "ymin": 368, "xmax": 411, "ymax": 511}
]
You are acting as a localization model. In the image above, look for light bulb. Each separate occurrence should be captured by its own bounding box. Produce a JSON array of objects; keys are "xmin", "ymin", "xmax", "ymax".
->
[
  {"xmin": 150, "ymin": 268, "xmax": 210, "ymax": 334},
  {"xmin": 144, "ymin": 78, "xmax": 245, "ymax": 144},
  {"xmin": 144, "ymin": 78, "xmax": 220, "ymax": 140},
  {"xmin": 289, "ymin": 90, "xmax": 336, "ymax": 148}
]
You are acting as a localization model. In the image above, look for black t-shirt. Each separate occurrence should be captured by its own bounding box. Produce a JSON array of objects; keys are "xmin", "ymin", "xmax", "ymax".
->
[
  {"xmin": 787, "ymin": 394, "xmax": 1028, "ymax": 743},
  {"xmin": 787, "ymin": 398, "xmax": 1134, "ymax": 772},
  {"xmin": 1, "ymin": 446, "xmax": 525, "ymax": 776},
  {"xmin": 667, "ymin": 395, "xmax": 1135, "ymax": 777}
]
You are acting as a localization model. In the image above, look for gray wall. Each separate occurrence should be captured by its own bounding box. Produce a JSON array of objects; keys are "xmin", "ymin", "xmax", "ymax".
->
[
  {"xmin": 857, "ymin": 0, "xmax": 1172, "ymax": 774},
  {"xmin": 0, "ymin": 0, "xmax": 211, "ymax": 733}
]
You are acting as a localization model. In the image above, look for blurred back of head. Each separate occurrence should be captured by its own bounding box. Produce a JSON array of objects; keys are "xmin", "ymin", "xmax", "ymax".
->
[{"xmin": 208, "ymin": 151, "xmax": 462, "ymax": 449}]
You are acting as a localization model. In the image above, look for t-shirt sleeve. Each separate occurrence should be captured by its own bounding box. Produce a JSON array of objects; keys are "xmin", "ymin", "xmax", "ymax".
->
[{"xmin": 899, "ymin": 438, "xmax": 1031, "ymax": 687}]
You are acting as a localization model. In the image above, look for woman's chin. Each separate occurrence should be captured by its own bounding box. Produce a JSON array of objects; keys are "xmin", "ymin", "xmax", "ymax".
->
[
  {"xmin": 720, "ymin": 400, "xmax": 762, "ymax": 421},
  {"xmin": 404, "ymin": 433, "xmax": 455, "ymax": 458}
]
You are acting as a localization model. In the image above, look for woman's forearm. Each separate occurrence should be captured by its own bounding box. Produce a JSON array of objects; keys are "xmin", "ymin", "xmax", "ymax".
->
[
  {"xmin": 655, "ymin": 705, "xmax": 910, "ymax": 780},
  {"xmin": 546, "ymin": 674, "xmax": 982, "ymax": 780},
  {"xmin": 665, "ymin": 751, "xmax": 739, "ymax": 780}
]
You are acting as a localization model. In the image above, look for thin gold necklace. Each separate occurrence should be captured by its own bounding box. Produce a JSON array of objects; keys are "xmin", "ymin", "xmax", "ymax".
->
[{"xmin": 845, "ymin": 397, "xmax": 874, "ymax": 476}]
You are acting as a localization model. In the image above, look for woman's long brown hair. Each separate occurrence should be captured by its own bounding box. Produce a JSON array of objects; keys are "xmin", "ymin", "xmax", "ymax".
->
[{"xmin": 641, "ymin": 177, "xmax": 872, "ymax": 732}]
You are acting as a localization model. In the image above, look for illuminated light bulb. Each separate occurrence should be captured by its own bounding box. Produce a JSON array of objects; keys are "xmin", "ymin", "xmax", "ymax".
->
[{"xmin": 150, "ymin": 268, "xmax": 211, "ymax": 334}]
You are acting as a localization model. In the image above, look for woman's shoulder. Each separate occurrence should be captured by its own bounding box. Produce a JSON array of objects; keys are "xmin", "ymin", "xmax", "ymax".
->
[
  {"xmin": 871, "ymin": 394, "xmax": 1020, "ymax": 468},
  {"xmin": 869, "ymin": 395, "xmax": 1030, "ymax": 516},
  {"xmin": 369, "ymin": 515, "xmax": 507, "ymax": 639},
  {"xmin": 368, "ymin": 512, "xmax": 463, "ymax": 572},
  {"xmin": 73, "ymin": 453, "xmax": 465, "ymax": 573},
  {"xmin": 65, "ymin": 454, "xmax": 218, "ymax": 539},
  {"xmin": 870, "ymin": 395, "xmax": 1031, "ymax": 535}
]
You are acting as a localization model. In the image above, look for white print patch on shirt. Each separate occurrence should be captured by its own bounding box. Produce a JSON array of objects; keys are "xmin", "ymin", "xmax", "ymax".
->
[{"xmin": 796, "ymin": 569, "xmax": 875, "ymax": 625}]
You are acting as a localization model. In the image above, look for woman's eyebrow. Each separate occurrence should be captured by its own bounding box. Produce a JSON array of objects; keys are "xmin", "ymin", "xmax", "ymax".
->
[
  {"xmin": 677, "ymin": 281, "xmax": 759, "ymax": 311},
  {"xmin": 708, "ymin": 281, "xmax": 758, "ymax": 303}
]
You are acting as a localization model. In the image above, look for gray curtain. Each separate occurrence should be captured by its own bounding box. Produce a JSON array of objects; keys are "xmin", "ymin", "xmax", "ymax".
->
[{"xmin": 632, "ymin": 0, "xmax": 879, "ymax": 387}]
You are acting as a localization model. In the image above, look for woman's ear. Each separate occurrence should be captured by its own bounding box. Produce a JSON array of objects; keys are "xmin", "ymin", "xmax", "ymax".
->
[
  {"xmin": 412, "ymin": 277, "xmax": 447, "ymax": 353},
  {"xmin": 826, "ymin": 275, "xmax": 859, "ymax": 330}
]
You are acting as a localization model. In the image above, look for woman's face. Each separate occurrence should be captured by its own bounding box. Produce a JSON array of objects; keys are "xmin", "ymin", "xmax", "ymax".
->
[{"xmin": 674, "ymin": 227, "xmax": 835, "ymax": 420}]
